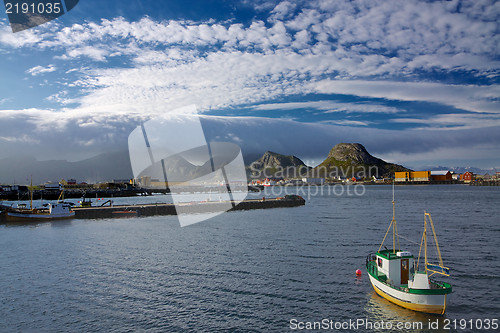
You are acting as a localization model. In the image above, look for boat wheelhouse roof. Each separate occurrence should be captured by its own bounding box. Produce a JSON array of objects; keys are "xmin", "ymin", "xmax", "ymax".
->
[{"xmin": 377, "ymin": 249, "xmax": 414, "ymax": 260}]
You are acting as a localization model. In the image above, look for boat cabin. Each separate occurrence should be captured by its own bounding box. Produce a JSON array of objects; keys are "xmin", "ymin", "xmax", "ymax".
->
[
  {"xmin": 49, "ymin": 203, "xmax": 73, "ymax": 217},
  {"xmin": 375, "ymin": 250, "xmax": 415, "ymax": 288}
]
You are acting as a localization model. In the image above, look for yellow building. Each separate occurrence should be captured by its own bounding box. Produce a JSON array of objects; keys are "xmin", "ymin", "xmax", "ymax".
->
[
  {"xmin": 395, "ymin": 171, "xmax": 431, "ymax": 182},
  {"xmin": 395, "ymin": 172, "xmax": 410, "ymax": 182},
  {"xmin": 411, "ymin": 171, "xmax": 431, "ymax": 181}
]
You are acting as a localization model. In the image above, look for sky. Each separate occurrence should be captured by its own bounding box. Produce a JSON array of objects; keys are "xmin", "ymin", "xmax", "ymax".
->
[{"xmin": 1, "ymin": 0, "xmax": 499, "ymax": 171}]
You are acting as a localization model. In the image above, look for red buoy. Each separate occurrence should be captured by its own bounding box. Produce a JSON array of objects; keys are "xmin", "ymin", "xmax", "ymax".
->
[{"xmin": 356, "ymin": 269, "xmax": 362, "ymax": 276}]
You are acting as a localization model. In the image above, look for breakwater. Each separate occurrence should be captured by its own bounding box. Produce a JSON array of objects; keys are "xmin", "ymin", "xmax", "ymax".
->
[
  {"xmin": 469, "ymin": 180, "xmax": 500, "ymax": 186},
  {"xmin": 72, "ymin": 197, "xmax": 305, "ymax": 219}
]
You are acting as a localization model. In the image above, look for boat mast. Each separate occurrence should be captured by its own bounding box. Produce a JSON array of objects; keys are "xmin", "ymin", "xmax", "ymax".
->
[
  {"xmin": 424, "ymin": 212, "xmax": 428, "ymax": 273},
  {"xmin": 378, "ymin": 181, "xmax": 401, "ymax": 253},
  {"xmin": 417, "ymin": 212, "xmax": 449, "ymax": 276},
  {"xmin": 30, "ymin": 175, "xmax": 33, "ymax": 210},
  {"xmin": 392, "ymin": 182, "xmax": 396, "ymax": 253}
]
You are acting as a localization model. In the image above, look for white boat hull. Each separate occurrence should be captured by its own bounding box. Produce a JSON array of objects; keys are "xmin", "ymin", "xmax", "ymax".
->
[
  {"xmin": 368, "ymin": 273, "xmax": 448, "ymax": 314},
  {"xmin": 7, "ymin": 211, "xmax": 75, "ymax": 220}
]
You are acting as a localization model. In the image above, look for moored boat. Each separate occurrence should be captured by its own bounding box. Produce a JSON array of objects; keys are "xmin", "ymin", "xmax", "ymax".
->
[
  {"xmin": 366, "ymin": 187, "xmax": 452, "ymax": 315},
  {"xmin": 6, "ymin": 202, "xmax": 75, "ymax": 220},
  {"xmin": 5, "ymin": 178, "xmax": 75, "ymax": 221}
]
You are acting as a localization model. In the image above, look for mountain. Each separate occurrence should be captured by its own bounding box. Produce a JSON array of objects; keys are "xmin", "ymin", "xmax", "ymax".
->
[
  {"xmin": 309, "ymin": 143, "xmax": 409, "ymax": 179},
  {"xmin": 0, "ymin": 151, "xmax": 133, "ymax": 185},
  {"xmin": 247, "ymin": 151, "xmax": 311, "ymax": 179},
  {"xmin": 0, "ymin": 148, "xmax": 251, "ymax": 186}
]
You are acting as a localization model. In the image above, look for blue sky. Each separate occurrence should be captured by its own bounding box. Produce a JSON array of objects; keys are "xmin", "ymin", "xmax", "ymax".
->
[{"xmin": 1, "ymin": 0, "xmax": 499, "ymax": 170}]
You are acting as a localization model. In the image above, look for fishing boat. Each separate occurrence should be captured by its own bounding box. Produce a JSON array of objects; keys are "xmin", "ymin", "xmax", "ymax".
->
[
  {"xmin": 6, "ymin": 178, "xmax": 75, "ymax": 221},
  {"xmin": 366, "ymin": 187, "xmax": 452, "ymax": 315},
  {"xmin": 6, "ymin": 202, "xmax": 75, "ymax": 220}
]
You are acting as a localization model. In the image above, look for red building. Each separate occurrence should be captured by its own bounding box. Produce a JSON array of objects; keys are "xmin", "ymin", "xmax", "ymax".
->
[
  {"xmin": 461, "ymin": 171, "xmax": 475, "ymax": 183},
  {"xmin": 431, "ymin": 171, "xmax": 452, "ymax": 181}
]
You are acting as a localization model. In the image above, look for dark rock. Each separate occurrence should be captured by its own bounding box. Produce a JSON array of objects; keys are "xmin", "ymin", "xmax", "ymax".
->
[
  {"xmin": 309, "ymin": 143, "xmax": 410, "ymax": 179},
  {"xmin": 247, "ymin": 151, "xmax": 311, "ymax": 179}
]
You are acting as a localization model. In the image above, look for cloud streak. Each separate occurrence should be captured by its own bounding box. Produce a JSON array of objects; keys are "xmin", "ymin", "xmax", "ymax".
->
[
  {"xmin": 313, "ymin": 80, "xmax": 500, "ymax": 114},
  {"xmin": 252, "ymin": 101, "xmax": 401, "ymax": 113}
]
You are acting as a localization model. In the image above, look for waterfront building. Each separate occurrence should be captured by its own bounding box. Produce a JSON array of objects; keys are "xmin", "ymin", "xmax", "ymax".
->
[
  {"xmin": 431, "ymin": 171, "xmax": 452, "ymax": 182},
  {"xmin": 394, "ymin": 171, "xmax": 431, "ymax": 182},
  {"xmin": 301, "ymin": 177, "xmax": 325, "ymax": 185},
  {"xmin": 461, "ymin": 171, "xmax": 475, "ymax": 183}
]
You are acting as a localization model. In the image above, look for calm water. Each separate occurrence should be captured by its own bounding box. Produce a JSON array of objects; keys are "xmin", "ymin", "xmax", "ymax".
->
[{"xmin": 1, "ymin": 185, "xmax": 499, "ymax": 332}]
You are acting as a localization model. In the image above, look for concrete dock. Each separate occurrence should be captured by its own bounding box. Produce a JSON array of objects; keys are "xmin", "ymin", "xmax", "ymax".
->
[{"xmin": 71, "ymin": 197, "xmax": 305, "ymax": 219}]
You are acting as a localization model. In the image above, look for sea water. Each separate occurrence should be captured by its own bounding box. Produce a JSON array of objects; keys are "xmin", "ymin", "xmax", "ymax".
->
[{"xmin": 1, "ymin": 185, "xmax": 499, "ymax": 332}]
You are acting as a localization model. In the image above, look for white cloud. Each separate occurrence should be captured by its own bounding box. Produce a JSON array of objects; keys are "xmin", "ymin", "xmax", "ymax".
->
[
  {"xmin": 59, "ymin": 46, "xmax": 110, "ymax": 61},
  {"xmin": 252, "ymin": 100, "xmax": 400, "ymax": 113},
  {"xmin": 391, "ymin": 113, "xmax": 500, "ymax": 130},
  {"xmin": 269, "ymin": 1, "xmax": 296, "ymax": 22},
  {"xmin": 1, "ymin": 1, "xmax": 498, "ymax": 75},
  {"xmin": 320, "ymin": 119, "xmax": 371, "ymax": 126},
  {"xmin": 26, "ymin": 64, "xmax": 57, "ymax": 76},
  {"xmin": 313, "ymin": 80, "xmax": 500, "ymax": 114},
  {"xmin": 0, "ymin": 23, "xmax": 43, "ymax": 47},
  {"xmin": 0, "ymin": 134, "xmax": 40, "ymax": 144}
]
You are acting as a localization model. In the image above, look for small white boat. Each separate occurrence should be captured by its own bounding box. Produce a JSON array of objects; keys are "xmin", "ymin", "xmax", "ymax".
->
[
  {"xmin": 366, "ymin": 187, "xmax": 452, "ymax": 315},
  {"xmin": 262, "ymin": 178, "xmax": 276, "ymax": 187},
  {"xmin": 6, "ymin": 179, "xmax": 75, "ymax": 221},
  {"xmin": 7, "ymin": 202, "xmax": 75, "ymax": 220}
]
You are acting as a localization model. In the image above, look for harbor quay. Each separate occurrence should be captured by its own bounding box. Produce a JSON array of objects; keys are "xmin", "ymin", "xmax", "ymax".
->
[{"xmin": 71, "ymin": 197, "xmax": 305, "ymax": 219}]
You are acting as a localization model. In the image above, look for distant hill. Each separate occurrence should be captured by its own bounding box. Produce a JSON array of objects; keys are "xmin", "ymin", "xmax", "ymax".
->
[
  {"xmin": 0, "ymin": 151, "xmax": 133, "ymax": 185},
  {"xmin": 309, "ymin": 143, "xmax": 410, "ymax": 179},
  {"xmin": 247, "ymin": 151, "xmax": 311, "ymax": 179}
]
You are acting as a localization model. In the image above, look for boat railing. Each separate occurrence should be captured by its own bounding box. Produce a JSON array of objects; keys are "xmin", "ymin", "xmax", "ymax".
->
[
  {"xmin": 429, "ymin": 279, "xmax": 452, "ymax": 290},
  {"xmin": 366, "ymin": 253, "xmax": 377, "ymax": 265}
]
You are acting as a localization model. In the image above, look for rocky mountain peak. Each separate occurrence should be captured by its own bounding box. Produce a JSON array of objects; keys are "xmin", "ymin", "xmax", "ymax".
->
[
  {"xmin": 253, "ymin": 151, "xmax": 305, "ymax": 169},
  {"xmin": 311, "ymin": 143, "xmax": 410, "ymax": 178},
  {"xmin": 247, "ymin": 151, "xmax": 310, "ymax": 179},
  {"xmin": 327, "ymin": 143, "xmax": 381, "ymax": 165}
]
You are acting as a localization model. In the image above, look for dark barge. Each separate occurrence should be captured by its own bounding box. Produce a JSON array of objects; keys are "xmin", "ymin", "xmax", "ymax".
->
[{"xmin": 69, "ymin": 196, "xmax": 305, "ymax": 219}]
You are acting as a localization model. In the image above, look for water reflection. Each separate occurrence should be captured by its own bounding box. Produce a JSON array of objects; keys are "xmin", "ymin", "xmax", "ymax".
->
[{"xmin": 364, "ymin": 291, "xmax": 450, "ymax": 332}]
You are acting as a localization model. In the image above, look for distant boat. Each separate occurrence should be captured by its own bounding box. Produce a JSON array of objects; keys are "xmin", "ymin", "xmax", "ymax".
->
[
  {"xmin": 6, "ymin": 202, "xmax": 75, "ymax": 220},
  {"xmin": 5, "ymin": 177, "xmax": 75, "ymax": 221},
  {"xmin": 366, "ymin": 185, "xmax": 452, "ymax": 315},
  {"xmin": 262, "ymin": 179, "xmax": 276, "ymax": 187}
]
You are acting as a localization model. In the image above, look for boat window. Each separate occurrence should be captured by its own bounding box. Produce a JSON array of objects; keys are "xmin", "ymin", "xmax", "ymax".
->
[{"xmin": 378, "ymin": 258, "xmax": 382, "ymax": 267}]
